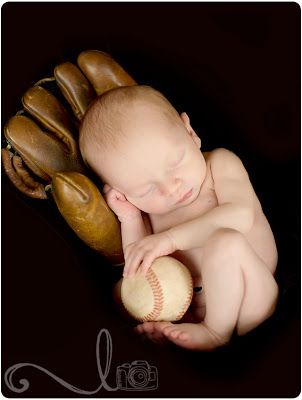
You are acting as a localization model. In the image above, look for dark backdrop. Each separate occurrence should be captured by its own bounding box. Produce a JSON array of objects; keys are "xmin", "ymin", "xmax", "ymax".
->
[{"xmin": 2, "ymin": 2, "xmax": 300, "ymax": 397}]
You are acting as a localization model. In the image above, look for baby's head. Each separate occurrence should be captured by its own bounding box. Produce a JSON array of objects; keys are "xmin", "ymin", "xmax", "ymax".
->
[{"xmin": 79, "ymin": 85, "xmax": 206, "ymax": 214}]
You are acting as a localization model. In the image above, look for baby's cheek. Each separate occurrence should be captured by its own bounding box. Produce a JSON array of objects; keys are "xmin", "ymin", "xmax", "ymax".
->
[
  {"xmin": 127, "ymin": 198, "xmax": 148, "ymax": 212},
  {"xmin": 139, "ymin": 198, "xmax": 168, "ymax": 214}
]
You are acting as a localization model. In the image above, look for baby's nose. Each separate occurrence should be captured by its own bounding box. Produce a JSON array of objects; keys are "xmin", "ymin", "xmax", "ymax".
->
[{"xmin": 162, "ymin": 178, "xmax": 182, "ymax": 197}]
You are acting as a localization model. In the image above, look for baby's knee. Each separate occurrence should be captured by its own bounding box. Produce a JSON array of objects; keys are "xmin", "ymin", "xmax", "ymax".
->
[{"xmin": 205, "ymin": 228, "xmax": 245, "ymax": 258}]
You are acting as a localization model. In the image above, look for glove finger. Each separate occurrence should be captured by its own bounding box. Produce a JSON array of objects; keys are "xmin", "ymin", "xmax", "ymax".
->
[
  {"xmin": 22, "ymin": 85, "xmax": 80, "ymax": 155},
  {"xmin": 4, "ymin": 115, "xmax": 84, "ymax": 180},
  {"xmin": 52, "ymin": 171, "xmax": 124, "ymax": 266},
  {"xmin": 2, "ymin": 148, "xmax": 47, "ymax": 199},
  {"xmin": 54, "ymin": 62, "xmax": 96, "ymax": 121},
  {"xmin": 77, "ymin": 50, "xmax": 136, "ymax": 96}
]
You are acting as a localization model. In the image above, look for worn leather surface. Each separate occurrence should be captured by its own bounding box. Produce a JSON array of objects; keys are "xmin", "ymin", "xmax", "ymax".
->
[
  {"xmin": 4, "ymin": 115, "xmax": 84, "ymax": 181},
  {"xmin": 54, "ymin": 61, "xmax": 96, "ymax": 121},
  {"xmin": 52, "ymin": 171, "xmax": 124, "ymax": 266},
  {"xmin": 77, "ymin": 49, "xmax": 136, "ymax": 95},
  {"xmin": 2, "ymin": 49, "xmax": 129, "ymax": 262},
  {"xmin": 1, "ymin": 148, "xmax": 47, "ymax": 198}
]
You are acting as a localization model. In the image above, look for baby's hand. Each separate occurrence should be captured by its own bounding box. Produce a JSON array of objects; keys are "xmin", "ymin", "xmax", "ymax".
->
[
  {"xmin": 103, "ymin": 184, "xmax": 140, "ymax": 222},
  {"xmin": 123, "ymin": 232, "xmax": 176, "ymax": 277}
]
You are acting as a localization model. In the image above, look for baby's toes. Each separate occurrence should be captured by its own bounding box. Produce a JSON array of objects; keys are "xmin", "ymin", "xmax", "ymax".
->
[
  {"xmin": 166, "ymin": 328, "xmax": 182, "ymax": 339},
  {"xmin": 178, "ymin": 331, "xmax": 189, "ymax": 341},
  {"xmin": 171, "ymin": 330, "xmax": 183, "ymax": 339},
  {"xmin": 153, "ymin": 321, "xmax": 173, "ymax": 333},
  {"xmin": 148, "ymin": 331, "xmax": 170, "ymax": 345},
  {"xmin": 134, "ymin": 325, "xmax": 144, "ymax": 334},
  {"xmin": 162, "ymin": 323, "xmax": 176, "ymax": 336},
  {"xmin": 163, "ymin": 326, "xmax": 190, "ymax": 344},
  {"xmin": 134, "ymin": 322, "xmax": 155, "ymax": 335}
]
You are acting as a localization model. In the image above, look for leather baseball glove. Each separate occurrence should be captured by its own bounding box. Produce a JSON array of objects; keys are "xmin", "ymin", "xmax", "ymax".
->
[{"xmin": 2, "ymin": 50, "xmax": 136, "ymax": 265}]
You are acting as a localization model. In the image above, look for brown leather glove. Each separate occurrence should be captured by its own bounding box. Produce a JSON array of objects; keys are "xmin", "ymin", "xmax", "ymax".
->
[{"xmin": 2, "ymin": 50, "xmax": 136, "ymax": 265}]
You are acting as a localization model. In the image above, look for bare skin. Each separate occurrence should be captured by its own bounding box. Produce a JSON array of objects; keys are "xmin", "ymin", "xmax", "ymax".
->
[{"xmin": 90, "ymin": 104, "xmax": 278, "ymax": 351}]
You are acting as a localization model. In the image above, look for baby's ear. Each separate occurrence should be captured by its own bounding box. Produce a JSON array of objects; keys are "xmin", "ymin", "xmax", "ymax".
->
[
  {"xmin": 180, "ymin": 112, "xmax": 190, "ymax": 128},
  {"xmin": 180, "ymin": 112, "xmax": 201, "ymax": 149}
]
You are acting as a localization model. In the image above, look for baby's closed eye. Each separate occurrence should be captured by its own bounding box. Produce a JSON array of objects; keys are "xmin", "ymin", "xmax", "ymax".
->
[{"xmin": 137, "ymin": 185, "xmax": 154, "ymax": 197}]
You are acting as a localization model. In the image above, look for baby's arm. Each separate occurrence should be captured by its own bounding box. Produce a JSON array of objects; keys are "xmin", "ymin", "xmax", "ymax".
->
[
  {"xmin": 122, "ymin": 149, "xmax": 259, "ymax": 275},
  {"xmin": 103, "ymin": 184, "xmax": 150, "ymax": 274},
  {"xmin": 169, "ymin": 148, "xmax": 256, "ymax": 250}
]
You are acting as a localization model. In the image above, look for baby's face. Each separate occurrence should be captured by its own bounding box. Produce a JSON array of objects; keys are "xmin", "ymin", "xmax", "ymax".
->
[{"xmin": 95, "ymin": 110, "xmax": 206, "ymax": 214}]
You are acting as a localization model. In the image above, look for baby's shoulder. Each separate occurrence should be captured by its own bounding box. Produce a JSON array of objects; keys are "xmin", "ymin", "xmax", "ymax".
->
[
  {"xmin": 203, "ymin": 147, "xmax": 238, "ymax": 162},
  {"xmin": 203, "ymin": 148, "xmax": 247, "ymax": 177}
]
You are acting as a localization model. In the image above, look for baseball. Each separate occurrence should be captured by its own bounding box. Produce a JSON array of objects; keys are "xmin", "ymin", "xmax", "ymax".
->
[{"xmin": 121, "ymin": 256, "xmax": 193, "ymax": 322}]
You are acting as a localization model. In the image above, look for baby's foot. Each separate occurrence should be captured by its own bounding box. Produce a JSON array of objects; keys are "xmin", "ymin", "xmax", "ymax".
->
[
  {"xmin": 136, "ymin": 321, "xmax": 226, "ymax": 351},
  {"xmin": 161, "ymin": 322, "xmax": 227, "ymax": 350},
  {"xmin": 134, "ymin": 322, "xmax": 172, "ymax": 345},
  {"xmin": 134, "ymin": 321, "xmax": 196, "ymax": 349},
  {"xmin": 179, "ymin": 286, "xmax": 206, "ymax": 323}
]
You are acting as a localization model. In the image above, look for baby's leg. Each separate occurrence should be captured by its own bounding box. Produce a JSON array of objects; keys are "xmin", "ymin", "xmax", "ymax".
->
[
  {"xmin": 202, "ymin": 228, "xmax": 278, "ymax": 336},
  {"xmin": 158, "ymin": 228, "xmax": 278, "ymax": 350},
  {"xmin": 180, "ymin": 288, "xmax": 206, "ymax": 323}
]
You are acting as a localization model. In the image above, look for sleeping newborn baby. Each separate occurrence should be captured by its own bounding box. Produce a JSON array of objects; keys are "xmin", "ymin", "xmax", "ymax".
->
[{"xmin": 79, "ymin": 85, "xmax": 278, "ymax": 351}]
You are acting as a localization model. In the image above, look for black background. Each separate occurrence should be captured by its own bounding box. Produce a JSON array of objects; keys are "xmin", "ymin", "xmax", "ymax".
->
[{"xmin": 2, "ymin": 2, "xmax": 300, "ymax": 397}]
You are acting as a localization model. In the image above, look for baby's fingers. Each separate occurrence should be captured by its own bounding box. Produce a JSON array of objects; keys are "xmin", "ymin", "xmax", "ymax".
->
[
  {"xmin": 123, "ymin": 263, "xmax": 138, "ymax": 278},
  {"xmin": 103, "ymin": 185, "xmax": 125, "ymax": 201},
  {"xmin": 102, "ymin": 184, "xmax": 112, "ymax": 194},
  {"xmin": 140, "ymin": 252, "xmax": 156, "ymax": 275},
  {"xmin": 123, "ymin": 249, "xmax": 142, "ymax": 278},
  {"xmin": 125, "ymin": 248, "xmax": 153, "ymax": 278}
]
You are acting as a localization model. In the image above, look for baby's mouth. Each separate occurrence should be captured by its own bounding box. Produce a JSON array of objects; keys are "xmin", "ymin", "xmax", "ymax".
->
[{"xmin": 176, "ymin": 188, "xmax": 193, "ymax": 204}]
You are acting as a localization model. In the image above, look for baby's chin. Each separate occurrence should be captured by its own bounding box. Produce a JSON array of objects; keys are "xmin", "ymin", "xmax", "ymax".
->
[
  {"xmin": 141, "ymin": 205, "xmax": 174, "ymax": 215},
  {"xmin": 144, "ymin": 195, "xmax": 198, "ymax": 215}
]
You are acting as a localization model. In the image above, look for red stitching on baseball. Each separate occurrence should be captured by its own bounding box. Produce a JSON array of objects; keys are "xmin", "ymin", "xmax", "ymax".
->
[
  {"xmin": 139, "ymin": 268, "xmax": 164, "ymax": 322},
  {"xmin": 175, "ymin": 278, "xmax": 193, "ymax": 321}
]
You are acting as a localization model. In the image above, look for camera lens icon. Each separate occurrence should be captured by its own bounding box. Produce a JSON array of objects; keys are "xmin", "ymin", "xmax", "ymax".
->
[
  {"xmin": 128, "ymin": 366, "xmax": 149, "ymax": 388},
  {"xmin": 116, "ymin": 360, "xmax": 158, "ymax": 391}
]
